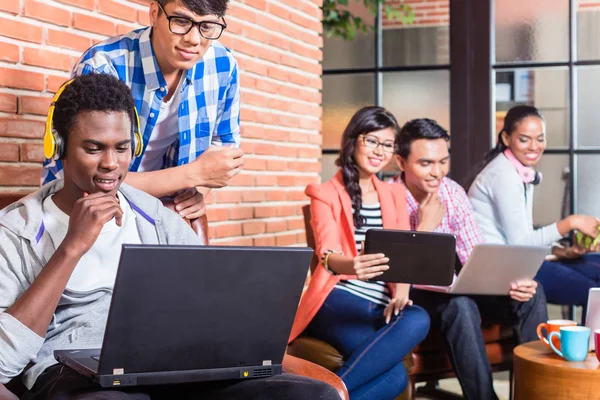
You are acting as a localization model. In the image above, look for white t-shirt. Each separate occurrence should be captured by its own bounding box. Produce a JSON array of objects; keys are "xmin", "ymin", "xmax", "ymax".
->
[
  {"xmin": 42, "ymin": 192, "xmax": 142, "ymax": 292},
  {"xmin": 137, "ymin": 76, "xmax": 184, "ymax": 172}
]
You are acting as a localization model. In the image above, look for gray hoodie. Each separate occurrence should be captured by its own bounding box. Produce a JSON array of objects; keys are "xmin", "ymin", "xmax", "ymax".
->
[{"xmin": 0, "ymin": 180, "xmax": 200, "ymax": 389}]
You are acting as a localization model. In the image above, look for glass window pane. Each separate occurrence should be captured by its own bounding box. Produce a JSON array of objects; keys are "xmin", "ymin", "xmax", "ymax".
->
[
  {"xmin": 322, "ymin": 73, "xmax": 375, "ymax": 150},
  {"xmin": 382, "ymin": 0, "xmax": 449, "ymax": 67},
  {"xmin": 320, "ymin": 153, "xmax": 339, "ymax": 182},
  {"xmin": 494, "ymin": 0, "xmax": 569, "ymax": 63},
  {"xmin": 577, "ymin": 1, "xmax": 600, "ymax": 61},
  {"xmin": 322, "ymin": 2, "xmax": 375, "ymax": 70},
  {"xmin": 381, "ymin": 70, "xmax": 450, "ymax": 130},
  {"xmin": 576, "ymin": 66, "xmax": 600, "ymax": 148},
  {"xmin": 494, "ymin": 68, "xmax": 569, "ymax": 148},
  {"xmin": 576, "ymin": 155, "xmax": 600, "ymax": 216},
  {"xmin": 533, "ymin": 155, "xmax": 570, "ymax": 227}
]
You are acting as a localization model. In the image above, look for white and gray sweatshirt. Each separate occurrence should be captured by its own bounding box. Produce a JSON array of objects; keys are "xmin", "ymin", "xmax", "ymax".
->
[
  {"xmin": 0, "ymin": 180, "xmax": 200, "ymax": 389},
  {"xmin": 468, "ymin": 153, "xmax": 562, "ymax": 246}
]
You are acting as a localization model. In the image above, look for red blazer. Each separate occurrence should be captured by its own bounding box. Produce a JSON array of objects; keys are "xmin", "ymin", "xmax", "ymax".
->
[{"xmin": 289, "ymin": 170, "xmax": 410, "ymax": 342}]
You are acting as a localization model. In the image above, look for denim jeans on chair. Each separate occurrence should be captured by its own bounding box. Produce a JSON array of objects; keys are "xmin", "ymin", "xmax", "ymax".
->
[
  {"xmin": 535, "ymin": 253, "xmax": 600, "ymax": 322},
  {"xmin": 410, "ymin": 284, "xmax": 548, "ymax": 400},
  {"xmin": 306, "ymin": 288, "xmax": 430, "ymax": 400}
]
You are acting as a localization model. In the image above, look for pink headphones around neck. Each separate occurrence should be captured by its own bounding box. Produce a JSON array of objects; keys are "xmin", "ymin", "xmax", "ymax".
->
[{"xmin": 503, "ymin": 148, "xmax": 542, "ymax": 185}]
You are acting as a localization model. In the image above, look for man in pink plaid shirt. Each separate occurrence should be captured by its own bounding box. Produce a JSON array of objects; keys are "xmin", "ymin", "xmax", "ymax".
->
[{"xmin": 389, "ymin": 118, "xmax": 547, "ymax": 400}]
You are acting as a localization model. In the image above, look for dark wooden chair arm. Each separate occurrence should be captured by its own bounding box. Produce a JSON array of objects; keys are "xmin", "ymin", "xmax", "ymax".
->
[{"xmin": 282, "ymin": 354, "xmax": 349, "ymax": 400}]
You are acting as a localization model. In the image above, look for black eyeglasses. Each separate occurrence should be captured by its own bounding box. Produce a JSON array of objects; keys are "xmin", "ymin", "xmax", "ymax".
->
[
  {"xmin": 156, "ymin": 1, "xmax": 227, "ymax": 40},
  {"xmin": 360, "ymin": 134, "xmax": 395, "ymax": 153}
]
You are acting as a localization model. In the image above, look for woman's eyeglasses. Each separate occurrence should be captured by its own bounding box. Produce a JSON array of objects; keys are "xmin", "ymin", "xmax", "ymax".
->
[
  {"xmin": 156, "ymin": 1, "xmax": 227, "ymax": 40},
  {"xmin": 361, "ymin": 135, "xmax": 395, "ymax": 153}
]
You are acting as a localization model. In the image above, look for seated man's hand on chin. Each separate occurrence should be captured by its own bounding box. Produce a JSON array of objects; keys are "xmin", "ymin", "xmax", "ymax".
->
[{"xmin": 508, "ymin": 279, "xmax": 537, "ymax": 302}]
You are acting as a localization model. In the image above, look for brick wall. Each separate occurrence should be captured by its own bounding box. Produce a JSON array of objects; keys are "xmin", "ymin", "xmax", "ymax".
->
[
  {"xmin": 0, "ymin": 0, "xmax": 323, "ymax": 247},
  {"xmin": 383, "ymin": 0, "xmax": 449, "ymax": 27}
]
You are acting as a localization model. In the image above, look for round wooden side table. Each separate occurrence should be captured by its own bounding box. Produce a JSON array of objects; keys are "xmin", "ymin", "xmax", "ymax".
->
[{"xmin": 513, "ymin": 341, "xmax": 600, "ymax": 399}]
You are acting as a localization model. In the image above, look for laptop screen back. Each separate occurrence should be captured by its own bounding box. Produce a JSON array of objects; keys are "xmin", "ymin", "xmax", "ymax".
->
[{"xmin": 97, "ymin": 245, "xmax": 312, "ymax": 375}]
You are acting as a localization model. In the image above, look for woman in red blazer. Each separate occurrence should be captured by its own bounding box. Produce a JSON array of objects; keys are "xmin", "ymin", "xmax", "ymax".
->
[{"xmin": 290, "ymin": 107, "xmax": 430, "ymax": 400}]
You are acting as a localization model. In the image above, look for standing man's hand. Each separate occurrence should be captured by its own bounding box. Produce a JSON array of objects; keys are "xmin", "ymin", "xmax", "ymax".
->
[
  {"xmin": 417, "ymin": 192, "xmax": 445, "ymax": 232},
  {"xmin": 188, "ymin": 146, "xmax": 244, "ymax": 188},
  {"xmin": 173, "ymin": 187, "xmax": 206, "ymax": 219}
]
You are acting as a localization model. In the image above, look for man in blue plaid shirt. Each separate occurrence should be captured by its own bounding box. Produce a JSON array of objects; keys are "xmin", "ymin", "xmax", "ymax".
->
[{"xmin": 42, "ymin": 0, "xmax": 244, "ymax": 219}]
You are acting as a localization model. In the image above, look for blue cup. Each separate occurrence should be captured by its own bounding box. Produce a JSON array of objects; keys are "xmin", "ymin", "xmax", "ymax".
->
[{"xmin": 548, "ymin": 326, "xmax": 590, "ymax": 362}]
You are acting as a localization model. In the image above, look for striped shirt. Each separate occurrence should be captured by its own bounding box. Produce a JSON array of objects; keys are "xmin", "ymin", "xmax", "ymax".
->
[
  {"xmin": 335, "ymin": 203, "xmax": 391, "ymax": 306},
  {"xmin": 41, "ymin": 26, "xmax": 240, "ymax": 184}
]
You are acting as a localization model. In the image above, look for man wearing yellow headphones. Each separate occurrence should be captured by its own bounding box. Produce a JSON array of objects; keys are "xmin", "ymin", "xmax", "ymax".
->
[
  {"xmin": 2, "ymin": 74, "xmax": 339, "ymax": 400},
  {"xmin": 41, "ymin": 0, "xmax": 244, "ymax": 219}
]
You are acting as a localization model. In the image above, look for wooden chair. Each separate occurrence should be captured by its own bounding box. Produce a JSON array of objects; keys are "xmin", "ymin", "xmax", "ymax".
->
[
  {"xmin": 290, "ymin": 204, "xmax": 516, "ymax": 400},
  {"xmin": 0, "ymin": 193, "xmax": 348, "ymax": 400}
]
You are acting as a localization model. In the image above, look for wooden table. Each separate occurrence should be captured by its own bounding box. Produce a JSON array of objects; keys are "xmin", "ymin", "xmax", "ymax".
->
[{"xmin": 513, "ymin": 341, "xmax": 600, "ymax": 399}]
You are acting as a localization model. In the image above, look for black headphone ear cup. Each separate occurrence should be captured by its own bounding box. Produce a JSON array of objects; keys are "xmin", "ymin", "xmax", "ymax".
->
[
  {"xmin": 54, "ymin": 131, "xmax": 65, "ymax": 160},
  {"xmin": 532, "ymin": 171, "xmax": 541, "ymax": 185}
]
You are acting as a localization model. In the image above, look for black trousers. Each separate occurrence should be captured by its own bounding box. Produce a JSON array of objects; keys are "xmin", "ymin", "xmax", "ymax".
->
[{"xmin": 22, "ymin": 365, "xmax": 341, "ymax": 400}]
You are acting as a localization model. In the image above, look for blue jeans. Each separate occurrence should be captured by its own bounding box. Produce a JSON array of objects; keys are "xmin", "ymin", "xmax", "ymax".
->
[
  {"xmin": 410, "ymin": 285, "xmax": 548, "ymax": 400},
  {"xmin": 535, "ymin": 253, "xmax": 600, "ymax": 320},
  {"xmin": 306, "ymin": 288, "xmax": 430, "ymax": 400}
]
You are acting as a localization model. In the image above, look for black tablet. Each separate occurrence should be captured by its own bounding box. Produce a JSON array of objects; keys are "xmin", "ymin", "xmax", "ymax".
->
[{"xmin": 364, "ymin": 229, "xmax": 456, "ymax": 285}]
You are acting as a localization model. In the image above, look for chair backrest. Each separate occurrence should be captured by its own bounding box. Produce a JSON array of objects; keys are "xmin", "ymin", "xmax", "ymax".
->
[
  {"xmin": 0, "ymin": 194, "xmax": 27, "ymax": 210},
  {"xmin": 302, "ymin": 205, "xmax": 319, "ymax": 273}
]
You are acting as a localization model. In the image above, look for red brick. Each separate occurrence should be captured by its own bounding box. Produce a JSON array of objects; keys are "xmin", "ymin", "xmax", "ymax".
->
[
  {"xmin": 23, "ymin": 48, "xmax": 72, "ymax": 72},
  {"xmin": 0, "ymin": 42, "xmax": 20, "ymax": 63},
  {"xmin": 0, "ymin": 118, "xmax": 45, "ymax": 139},
  {"xmin": 266, "ymin": 159, "xmax": 286, "ymax": 171},
  {"xmin": 267, "ymin": 220, "xmax": 286, "ymax": 233},
  {"xmin": 73, "ymin": 13, "xmax": 117, "ymax": 36},
  {"xmin": 214, "ymin": 223, "xmax": 242, "ymax": 239},
  {"xmin": 0, "ymin": 68, "xmax": 45, "ymax": 91},
  {"xmin": 243, "ymin": 158, "xmax": 267, "ymax": 171},
  {"xmin": 18, "ymin": 96, "xmax": 52, "ymax": 116},
  {"xmin": 242, "ymin": 190, "xmax": 265, "ymax": 202},
  {"xmin": 0, "ymin": 17, "xmax": 43, "ymax": 43},
  {"xmin": 0, "ymin": 164, "xmax": 41, "ymax": 186},
  {"xmin": 24, "ymin": 0, "xmax": 71, "ymax": 27},
  {"xmin": 254, "ymin": 237, "xmax": 275, "ymax": 246},
  {"xmin": 98, "ymin": 0, "xmax": 137, "ymax": 22},
  {"xmin": 255, "ymin": 175, "xmax": 277, "ymax": 186},
  {"xmin": 254, "ymin": 206, "xmax": 277, "ymax": 218},
  {"xmin": 242, "ymin": 221, "xmax": 266, "ymax": 235},
  {"xmin": 55, "ymin": 0, "xmax": 94, "ymax": 10},
  {"xmin": 0, "ymin": 0, "xmax": 20, "ymax": 14},
  {"xmin": 0, "ymin": 94, "xmax": 17, "ymax": 113},
  {"xmin": 138, "ymin": 9, "xmax": 150, "ymax": 26},
  {"xmin": 288, "ymin": 191, "xmax": 308, "ymax": 201},
  {"xmin": 216, "ymin": 190, "xmax": 242, "ymax": 203},
  {"xmin": 117, "ymin": 24, "xmax": 135, "ymax": 35},
  {"xmin": 267, "ymin": 191, "xmax": 287, "ymax": 201},
  {"xmin": 246, "ymin": 0, "xmax": 267, "ymax": 11},
  {"xmin": 229, "ymin": 206, "xmax": 253, "ymax": 220},
  {"xmin": 207, "ymin": 207, "xmax": 228, "ymax": 222},
  {"xmin": 287, "ymin": 218, "xmax": 304, "ymax": 231},
  {"xmin": 219, "ymin": 237, "xmax": 253, "ymax": 246},
  {"xmin": 277, "ymin": 205, "xmax": 297, "ymax": 217},
  {"xmin": 20, "ymin": 142, "xmax": 43, "ymax": 162},
  {"xmin": 229, "ymin": 173, "xmax": 254, "ymax": 186},
  {"xmin": 0, "ymin": 142, "xmax": 19, "ymax": 162},
  {"xmin": 47, "ymin": 29, "xmax": 92, "ymax": 52},
  {"xmin": 276, "ymin": 233, "xmax": 298, "ymax": 246},
  {"xmin": 47, "ymin": 75, "xmax": 71, "ymax": 93}
]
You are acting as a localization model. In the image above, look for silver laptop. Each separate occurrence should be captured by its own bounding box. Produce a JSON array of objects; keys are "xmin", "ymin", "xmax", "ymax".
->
[
  {"xmin": 585, "ymin": 288, "xmax": 600, "ymax": 351},
  {"xmin": 413, "ymin": 244, "xmax": 550, "ymax": 295}
]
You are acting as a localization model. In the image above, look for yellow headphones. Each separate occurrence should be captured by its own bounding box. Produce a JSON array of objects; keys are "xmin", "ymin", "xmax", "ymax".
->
[{"xmin": 43, "ymin": 78, "xmax": 144, "ymax": 160}]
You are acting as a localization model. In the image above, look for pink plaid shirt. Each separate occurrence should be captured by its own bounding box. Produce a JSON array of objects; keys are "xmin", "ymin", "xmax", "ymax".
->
[{"xmin": 388, "ymin": 176, "xmax": 483, "ymax": 265}]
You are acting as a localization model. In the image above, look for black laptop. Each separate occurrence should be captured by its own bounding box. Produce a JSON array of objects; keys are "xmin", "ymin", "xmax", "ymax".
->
[{"xmin": 54, "ymin": 244, "xmax": 313, "ymax": 388}]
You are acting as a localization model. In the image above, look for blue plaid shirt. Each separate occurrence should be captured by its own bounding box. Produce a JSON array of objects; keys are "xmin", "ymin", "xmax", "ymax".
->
[{"xmin": 42, "ymin": 26, "xmax": 240, "ymax": 184}]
